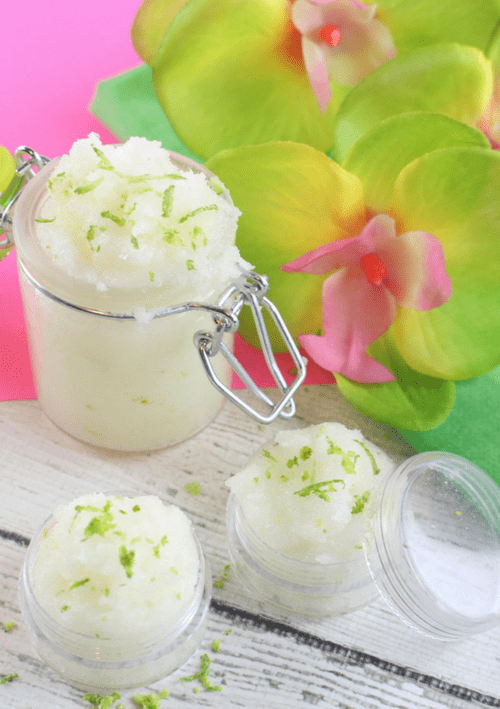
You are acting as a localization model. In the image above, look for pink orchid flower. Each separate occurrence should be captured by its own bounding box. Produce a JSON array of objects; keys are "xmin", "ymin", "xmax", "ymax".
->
[
  {"xmin": 291, "ymin": 0, "xmax": 396, "ymax": 112},
  {"xmin": 282, "ymin": 214, "xmax": 452, "ymax": 383}
]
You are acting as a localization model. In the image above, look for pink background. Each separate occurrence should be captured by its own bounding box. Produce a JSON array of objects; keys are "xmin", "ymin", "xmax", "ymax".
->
[{"xmin": 1, "ymin": 0, "xmax": 334, "ymax": 401}]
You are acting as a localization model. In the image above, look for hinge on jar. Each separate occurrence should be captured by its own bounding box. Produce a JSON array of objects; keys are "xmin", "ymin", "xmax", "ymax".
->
[
  {"xmin": 0, "ymin": 147, "xmax": 50, "ymax": 249},
  {"xmin": 194, "ymin": 271, "xmax": 307, "ymax": 423}
]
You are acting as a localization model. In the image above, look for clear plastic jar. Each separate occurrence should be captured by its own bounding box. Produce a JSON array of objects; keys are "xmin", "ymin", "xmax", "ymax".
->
[
  {"xmin": 227, "ymin": 452, "xmax": 500, "ymax": 639},
  {"xmin": 18, "ymin": 493, "xmax": 211, "ymax": 690},
  {"xmin": 226, "ymin": 493, "xmax": 378, "ymax": 616},
  {"xmin": 12, "ymin": 153, "xmax": 235, "ymax": 451}
]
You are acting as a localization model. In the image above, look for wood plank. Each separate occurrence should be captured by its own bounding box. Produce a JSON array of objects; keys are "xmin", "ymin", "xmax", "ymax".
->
[{"xmin": 1, "ymin": 385, "xmax": 499, "ymax": 707}]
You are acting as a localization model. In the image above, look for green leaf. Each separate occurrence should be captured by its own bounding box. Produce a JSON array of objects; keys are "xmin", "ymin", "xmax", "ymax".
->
[
  {"xmin": 342, "ymin": 112, "xmax": 490, "ymax": 212},
  {"xmin": 206, "ymin": 142, "xmax": 366, "ymax": 350},
  {"xmin": 391, "ymin": 146, "xmax": 500, "ymax": 380},
  {"xmin": 152, "ymin": 0, "xmax": 348, "ymax": 159},
  {"xmin": 336, "ymin": 329, "xmax": 455, "ymax": 431},
  {"xmin": 333, "ymin": 44, "xmax": 493, "ymax": 163}
]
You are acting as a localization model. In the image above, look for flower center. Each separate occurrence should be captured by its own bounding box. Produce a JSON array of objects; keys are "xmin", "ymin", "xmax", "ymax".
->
[
  {"xmin": 360, "ymin": 252, "xmax": 386, "ymax": 286},
  {"xmin": 319, "ymin": 24, "xmax": 342, "ymax": 47}
]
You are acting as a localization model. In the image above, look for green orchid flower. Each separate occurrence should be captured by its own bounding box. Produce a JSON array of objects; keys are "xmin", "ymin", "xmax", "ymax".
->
[
  {"xmin": 205, "ymin": 113, "xmax": 500, "ymax": 430},
  {"xmin": 130, "ymin": 0, "xmax": 500, "ymax": 159}
]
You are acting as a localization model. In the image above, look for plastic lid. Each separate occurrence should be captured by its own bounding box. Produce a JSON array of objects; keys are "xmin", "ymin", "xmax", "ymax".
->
[{"xmin": 364, "ymin": 451, "xmax": 500, "ymax": 640}]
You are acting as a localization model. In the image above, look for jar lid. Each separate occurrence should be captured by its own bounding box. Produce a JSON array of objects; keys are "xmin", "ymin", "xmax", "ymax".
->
[{"xmin": 364, "ymin": 451, "xmax": 500, "ymax": 640}]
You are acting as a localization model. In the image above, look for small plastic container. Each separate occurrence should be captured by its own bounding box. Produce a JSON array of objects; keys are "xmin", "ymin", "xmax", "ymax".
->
[
  {"xmin": 18, "ymin": 492, "xmax": 211, "ymax": 690},
  {"xmin": 227, "ymin": 452, "xmax": 500, "ymax": 639}
]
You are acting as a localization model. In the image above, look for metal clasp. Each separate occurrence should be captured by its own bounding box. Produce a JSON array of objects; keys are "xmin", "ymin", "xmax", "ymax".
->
[
  {"xmin": 0, "ymin": 146, "xmax": 50, "ymax": 248},
  {"xmin": 194, "ymin": 271, "xmax": 307, "ymax": 423}
]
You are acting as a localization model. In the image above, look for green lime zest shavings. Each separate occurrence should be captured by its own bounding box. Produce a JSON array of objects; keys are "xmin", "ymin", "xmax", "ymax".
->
[
  {"xmin": 186, "ymin": 259, "xmax": 195, "ymax": 270},
  {"xmin": 179, "ymin": 204, "xmax": 218, "ymax": 223},
  {"xmin": 92, "ymin": 146, "xmax": 114, "ymax": 171},
  {"xmin": 262, "ymin": 449, "xmax": 277, "ymax": 463},
  {"xmin": 69, "ymin": 577, "xmax": 90, "ymax": 590},
  {"xmin": 149, "ymin": 271, "xmax": 155, "ymax": 282},
  {"xmin": 132, "ymin": 504, "xmax": 140, "ymax": 512},
  {"xmin": 2, "ymin": 621, "xmax": 16, "ymax": 632},
  {"xmin": 294, "ymin": 478, "xmax": 346, "ymax": 502},
  {"xmin": 0, "ymin": 673, "xmax": 18, "ymax": 684},
  {"xmin": 180, "ymin": 653, "xmax": 223, "ymax": 692},
  {"xmin": 83, "ymin": 691, "xmax": 121, "ymax": 709},
  {"xmin": 74, "ymin": 177, "xmax": 104, "ymax": 194},
  {"xmin": 211, "ymin": 638, "xmax": 221, "ymax": 653},
  {"xmin": 208, "ymin": 177, "xmax": 224, "ymax": 195},
  {"xmin": 101, "ymin": 210, "xmax": 125, "ymax": 227},
  {"xmin": 351, "ymin": 491, "xmax": 370, "ymax": 514},
  {"xmin": 119, "ymin": 545, "xmax": 135, "ymax": 578},
  {"xmin": 185, "ymin": 481, "xmax": 201, "ymax": 496},
  {"xmin": 82, "ymin": 500, "xmax": 116, "ymax": 540},
  {"xmin": 355, "ymin": 439, "xmax": 380, "ymax": 475},
  {"xmin": 326, "ymin": 437, "xmax": 358, "ymax": 475},
  {"xmin": 161, "ymin": 185, "xmax": 175, "ymax": 218},
  {"xmin": 34, "ymin": 217, "xmax": 56, "ymax": 223},
  {"xmin": 225, "ymin": 628, "xmax": 232, "ymax": 635},
  {"xmin": 287, "ymin": 456, "xmax": 299, "ymax": 468},
  {"xmin": 133, "ymin": 689, "xmax": 170, "ymax": 708},
  {"xmin": 162, "ymin": 227, "xmax": 182, "ymax": 245},
  {"xmin": 300, "ymin": 446, "xmax": 313, "ymax": 461},
  {"xmin": 60, "ymin": 605, "xmax": 70, "ymax": 612},
  {"xmin": 131, "ymin": 235, "xmax": 139, "ymax": 249},
  {"xmin": 213, "ymin": 564, "xmax": 230, "ymax": 589}
]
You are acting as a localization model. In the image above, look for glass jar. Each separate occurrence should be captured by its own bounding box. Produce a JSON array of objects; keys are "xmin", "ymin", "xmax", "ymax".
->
[
  {"xmin": 18, "ymin": 492, "xmax": 211, "ymax": 690},
  {"xmin": 6, "ymin": 147, "xmax": 305, "ymax": 451},
  {"xmin": 227, "ymin": 452, "xmax": 500, "ymax": 639}
]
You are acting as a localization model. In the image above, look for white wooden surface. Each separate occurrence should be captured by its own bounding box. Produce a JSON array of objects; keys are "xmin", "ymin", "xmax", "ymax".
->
[{"xmin": 1, "ymin": 385, "xmax": 500, "ymax": 708}]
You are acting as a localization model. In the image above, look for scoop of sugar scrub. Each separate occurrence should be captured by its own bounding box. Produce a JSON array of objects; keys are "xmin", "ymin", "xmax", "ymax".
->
[{"xmin": 227, "ymin": 422, "xmax": 396, "ymax": 563}]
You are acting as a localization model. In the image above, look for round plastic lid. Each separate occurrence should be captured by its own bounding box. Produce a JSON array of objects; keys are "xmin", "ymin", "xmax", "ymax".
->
[{"xmin": 364, "ymin": 451, "xmax": 500, "ymax": 640}]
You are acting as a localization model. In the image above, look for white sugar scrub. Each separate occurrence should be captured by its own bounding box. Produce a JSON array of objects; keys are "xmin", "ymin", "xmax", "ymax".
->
[
  {"xmin": 13, "ymin": 134, "xmax": 252, "ymax": 450},
  {"xmin": 19, "ymin": 493, "xmax": 211, "ymax": 690},
  {"xmin": 226, "ymin": 422, "xmax": 396, "ymax": 615}
]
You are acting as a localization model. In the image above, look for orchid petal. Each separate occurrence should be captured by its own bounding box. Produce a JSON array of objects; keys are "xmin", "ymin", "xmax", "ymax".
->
[
  {"xmin": 132, "ymin": 0, "xmax": 189, "ymax": 64},
  {"xmin": 299, "ymin": 264, "xmax": 396, "ymax": 382},
  {"xmin": 301, "ymin": 36, "xmax": 332, "ymax": 113},
  {"xmin": 291, "ymin": 0, "xmax": 324, "ymax": 34},
  {"xmin": 391, "ymin": 146, "xmax": 500, "ymax": 380},
  {"xmin": 381, "ymin": 230, "xmax": 452, "ymax": 310},
  {"xmin": 283, "ymin": 213, "xmax": 394, "ymax": 274},
  {"xmin": 152, "ymin": 0, "xmax": 349, "ymax": 159},
  {"xmin": 333, "ymin": 43, "xmax": 493, "ymax": 162},
  {"xmin": 336, "ymin": 328, "xmax": 456, "ymax": 431},
  {"xmin": 205, "ymin": 142, "xmax": 366, "ymax": 350},
  {"xmin": 342, "ymin": 112, "xmax": 490, "ymax": 213}
]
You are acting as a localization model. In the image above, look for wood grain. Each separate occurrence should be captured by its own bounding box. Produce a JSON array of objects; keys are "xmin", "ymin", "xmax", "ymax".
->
[{"xmin": 1, "ymin": 385, "xmax": 499, "ymax": 708}]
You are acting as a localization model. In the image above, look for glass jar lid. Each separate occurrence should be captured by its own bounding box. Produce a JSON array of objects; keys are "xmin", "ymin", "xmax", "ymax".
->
[{"xmin": 364, "ymin": 451, "xmax": 500, "ymax": 640}]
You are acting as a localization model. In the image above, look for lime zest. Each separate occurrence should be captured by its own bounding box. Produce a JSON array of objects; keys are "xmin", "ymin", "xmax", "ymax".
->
[
  {"xmin": 185, "ymin": 481, "xmax": 201, "ymax": 496},
  {"xmin": 83, "ymin": 691, "xmax": 121, "ymax": 709},
  {"xmin": 2, "ymin": 621, "xmax": 16, "ymax": 632},
  {"xmin": 101, "ymin": 210, "xmax": 125, "ymax": 227},
  {"xmin": 294, "ymin": 478, "xmax": 346, "ymax": 502},
  {"xmin": 186, "ymin": 259, "xmax": 195, "ymax": 270},
  {"xmin": 119, "ymin": 545, "xmax": 135, "ymax": 578},
  {"xmin": 354, "ymin": 439, "xmax": 380, "ymax": 475},
  {"xmin": 133, "ymin": 689, "xmax": 170, "ymax": 708},
  {"xmin": 211, "ymin": 638, "xmax": 221, "ymax": 653},
  {"xmin": 92, "ymin": 146, "xmax": 114, "ymax": 171},
  {"xmin": 131, "ymin": 235, "xmax": 139, "ymax": 249},
  {"xmin": 35, "ymin": 217, "xmax": 56, "ymax": 223},
  {"xmin": 351, "ymin": 491, "xmax": 370, "ymax": 514},
  {"xmin": 74, "ymin": 177, "xmax": 104, "ymax": 194},
  {"xmin": 179, "ymin": 204, "xmax": 218, "ymax": 223},
  {"xmin": 69, "ymin": 577, "xmax": 90, "ymax": 590},
  {"xmin": 262, "ymin": 449, "xmax": 277, "ymax": 463},
  {"xmin": 326, "ymin": 436, "xmax": 358, "ymax": 475},
  {"xmin": 82, "ymin": 501, "xmax": 116, "ymax": 540},
  {"xmin": 0, "ymin": 673, "xmax": 19, "ymax": 684},
  {"xmin": 180, "ymin": 653, "xmax": 223, "ymax": 692},
  {"xmin": 161, "ymin": 185, "xmax": 175, "ymax": 218}
]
